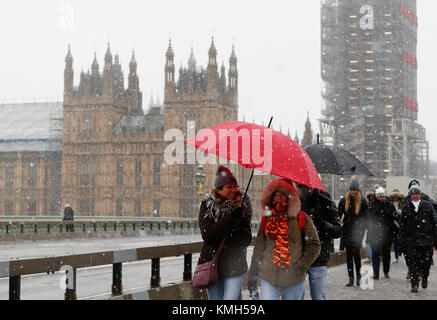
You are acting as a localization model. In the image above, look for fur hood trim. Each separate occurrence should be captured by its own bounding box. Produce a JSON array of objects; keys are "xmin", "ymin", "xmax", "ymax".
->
[
  {"xmin": 260, "ymin": 179, "xmax": 301, "ymax": 218},
  {"xmin": 388, "ymin": 191, "xmax": 405, "ymax": 200}
]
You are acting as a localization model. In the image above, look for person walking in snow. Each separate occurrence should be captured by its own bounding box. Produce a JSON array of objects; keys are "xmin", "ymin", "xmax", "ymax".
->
[
  {"xmin": 364, "ymin": 191, "xmax": 375, "ymax": 264},
  {"xmin": 338, "ymin": 179, "xmax": 368, "ymax": 287},
  {"xmin": 197, "ymin": 165, "xmax": 252, "ymax": 300},
  {"xmin": 389, "ymin": 190, "xmax": 405, "ymax": 263},
  {"xmin": 296, "ymin": 184, "xmax": 342, "ymax": 300},
  {"xmin": 63, "ymin": 203, "xmax": 75, "ymax": 232},
  {"xmin": 247, "ymin": 179, "xmax": 320, "ymax": 300},
  {"xmin": 367, "ymin": 187, "xmax": 396, "ymax": 279},
  {"xmin": 399, "ymin": 185, "xmax": 437, "ymax": 293}
]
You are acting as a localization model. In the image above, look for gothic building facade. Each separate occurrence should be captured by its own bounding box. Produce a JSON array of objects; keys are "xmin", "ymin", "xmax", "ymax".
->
[{"xmin": 61, "ymin": 40, "xmax": 270, "ymax": 219}]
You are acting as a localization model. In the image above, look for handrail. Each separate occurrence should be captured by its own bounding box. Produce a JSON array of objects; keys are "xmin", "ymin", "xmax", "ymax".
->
[
  {"xmin": 0, "ymin": 236, "xmax": 364, "ymax": 300},
  {"xmin": 1, "ymin": 240, "xmax": 205, "ymax": 300},
  {"xmin": 0, "ymin": 219, "xmax": 261, "ymax": 240}
]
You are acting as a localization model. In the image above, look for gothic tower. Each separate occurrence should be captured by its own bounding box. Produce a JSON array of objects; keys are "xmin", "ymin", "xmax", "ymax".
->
[
  {"xmin": 162, "ymin": 38, "xmax": 239, "ymax": 217},
  {"xmin": 62, "ymin": 44, "xmax": 144, "ymax": 216}
]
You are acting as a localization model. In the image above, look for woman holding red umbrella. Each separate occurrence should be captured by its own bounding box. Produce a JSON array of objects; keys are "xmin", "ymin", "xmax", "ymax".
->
[
  {"xmin": 197, "ymin": 165, "xmax": 253, "ymax": 300},
  {"xmin": 247, "ymin": 179, "xmax": 321, "ymax": 300}
]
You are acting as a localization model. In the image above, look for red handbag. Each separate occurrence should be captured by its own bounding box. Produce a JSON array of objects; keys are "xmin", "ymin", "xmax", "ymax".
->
[{"xmin": 192, "ymin": 237, "xmax": 226, "ymax": 289}]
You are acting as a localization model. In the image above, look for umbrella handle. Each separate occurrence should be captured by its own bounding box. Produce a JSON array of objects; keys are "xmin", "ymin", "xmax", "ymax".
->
[{"xmin": 242, "ymin": 116, "xmax": 273, "ymax": 205}]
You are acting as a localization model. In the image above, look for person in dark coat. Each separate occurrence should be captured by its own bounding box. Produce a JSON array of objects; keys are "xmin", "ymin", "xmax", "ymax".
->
[
  {"xmin": 367, "ymin": 187, "xmax": 396, "ymax": 279},
  {"xmin": 400, "ymin": 185, "xmax": 437, "ymax": 292},
  {"xmin": 364, "ymin": 191, "xmax": 375, "ymax": 264},
  {"xmin": 403, "ymin": 179, "xmax": 437, "ymax": 278},
  {"xmin": 296, "ymin": 184, "xmax": 342, "ymax": 300},
  {"xmin": 389, "ymin": 190, "xmax": 405, "ymax": 263},
  {"xmin": 63, "ymin": 203, "xmax": 75, "ymax": 232},
  {"xmin": 197, "ymin": 165, "xmax": 252, "ymax": 300},
  {"xmin": 338, "ymin": 179, "xmax": 369, "ymax": 287}
]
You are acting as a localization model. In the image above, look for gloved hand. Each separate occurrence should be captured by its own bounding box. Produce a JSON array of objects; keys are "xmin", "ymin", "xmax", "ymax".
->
[
  {"xmin": 247, "ymin": 279, "xmax": 258, "ymax": 292},
  {"xmin": 231, "ymin": 206, "xmax": 243, "ymax": 220}
]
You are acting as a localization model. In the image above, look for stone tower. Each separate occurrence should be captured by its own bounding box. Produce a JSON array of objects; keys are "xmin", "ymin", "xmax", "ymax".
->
[
  {"xmin": 62, "ymin": 44, "xmax": 147, "ymax": 216},
  {"xmin": 162, "ymin": 38, "xmax": 240, "ymax": 217}
]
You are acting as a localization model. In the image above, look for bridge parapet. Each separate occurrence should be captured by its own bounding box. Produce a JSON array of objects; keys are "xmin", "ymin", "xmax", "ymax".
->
[{"xmin": 0, "ymin": 236, "xmax": 367, "ymax": 300}]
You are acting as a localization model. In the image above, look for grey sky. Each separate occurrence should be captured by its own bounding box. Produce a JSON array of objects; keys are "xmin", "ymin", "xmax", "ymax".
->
[{"xmin": 1, "ymin": 1, "xmax": 436, "ymax": 160}]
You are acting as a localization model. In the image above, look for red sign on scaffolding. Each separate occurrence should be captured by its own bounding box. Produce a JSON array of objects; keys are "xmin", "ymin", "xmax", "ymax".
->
[
  {"xmin": 401, "ymin": 3, "xmax": 418, "ymax": 26},
  {"xmin": 403, "ymin": 96, "xmax": 418, "ymax": 112}
]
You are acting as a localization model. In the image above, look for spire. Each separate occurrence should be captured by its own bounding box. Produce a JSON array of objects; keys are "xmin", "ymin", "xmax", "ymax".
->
[
  {"xmin": 91, "ymin": 52, "xmax": 99, "ymax": 74},
  {"xmin": 208, "ymin": 37, "xmax": 217, "ymax": 66},
  {"xmin": 230, "ymin": 44, "xmax": 237, "ymax": 64},
  {"xmin": 64, "ymin": 45, "xmax": 74, "ymax": 99},
  {"xmin": 128, "ymin": 51, "xmax": 139, "ymax": 93},
  {"xmin": 103, "ymin": 43, "xmax": 113, "ymax": 96},
  {"xmin": 228, "ymin": 44, "xmax": 238, "ymax": 105},
  {"xmin": 294, "ymin": 130, "xmax": 300, "ymax": 144},
  {"xmin": 207, "ymin": 37, "xmax": 218, "ymax": 94},
  {"xmin": 166, "ymin": 38, "xmax": 174, "ymax": 59},
  {"xmin": 129, "ymin": 50, "xmax": 137, "ymax": 73},
  {"xmin": 65, "ymin": 45, "xmax": 73, "ymax": 65},
  {"xmin": 301, "ymin": 111, "xmax": 313, "ymax": 146},
  {"xmin": 188, "ymin": 46, "xmax": 196, "ymax": 71},
  {"xmin": 104, "ymin": 43, "xmax": 112, "ymax": 66},
  {"xmin": 165, "ymin": 39, "xmax": 175, "ymax": 89}
]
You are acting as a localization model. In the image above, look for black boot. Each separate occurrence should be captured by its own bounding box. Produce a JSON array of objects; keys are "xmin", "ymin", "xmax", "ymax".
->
[
  {"xmin": 346, "ymin": 277, "xmax": 354, "ymax": 287},
  {"xmin": 357, "ymin": 274, "xmax": 361, "ymax": 286},
  {"xmin": 422, "ymin": 278, "xmax": 428, "ymax": 289}
]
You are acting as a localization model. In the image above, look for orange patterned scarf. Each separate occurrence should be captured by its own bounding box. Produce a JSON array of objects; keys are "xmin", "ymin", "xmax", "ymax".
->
[{"xmin": 264, "ymin": 200, "xmax": 290, "ymax": 268}]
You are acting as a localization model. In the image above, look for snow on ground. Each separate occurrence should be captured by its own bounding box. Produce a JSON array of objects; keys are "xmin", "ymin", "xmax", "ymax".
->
[
  {"xmin": 0, "ymin": 234, "xmax": 203, "ymax": 260},
  {"xmin": 243, "ymin": 254, "xmax": 437, "ymax": 300}
]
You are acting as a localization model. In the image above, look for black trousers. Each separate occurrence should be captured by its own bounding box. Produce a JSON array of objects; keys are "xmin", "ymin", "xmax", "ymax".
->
[
  {"xmin": 346, "ymin": 245, "xmax": 362, "ymax": 278},
  {"xmin": 404, "ymin": 246, "xmax": 432, "ymax": 287},
  {"xmin": 371, "ymin": 240, "xmax": 392, "ymax": 276}
]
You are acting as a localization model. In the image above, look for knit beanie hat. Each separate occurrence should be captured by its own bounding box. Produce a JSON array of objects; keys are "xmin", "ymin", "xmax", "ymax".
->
[
  {"xmin": 375, "ymin": 187, "xmax": 386, "ymax": 197},
  {"xmin": 408, "ymin": 185, "xmax": 422, "ymax": 196},
  {"xmin": 408, "ymin": 179, "xmax": 420, "ymax": 189},
  {"xmin": 214, "ymin": 166, "xmax": 237, "ymax": 189},
  {"xmin": 349, "ymin": 179, "xmax": 360, "ymax": 191}
]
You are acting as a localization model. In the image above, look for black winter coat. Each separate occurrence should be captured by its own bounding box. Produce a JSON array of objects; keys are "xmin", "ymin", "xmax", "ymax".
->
[
  {"xmin": 367, "ymin": 199, "xmax": 396, "ymax": 246},
  {"xmin": 63, "ymin": 207, "xmax": 74, "ymax": 221},
  {"xmin": 339, "ymin": 196, "xmax": 368, "ymax": 248},
  {"xmin": 301, "ymin": 190, "xmax": 342, "ymax": 267},
  {"xmin": 400, "ymin": 200, "xmax": 437, "ymax": 249}
]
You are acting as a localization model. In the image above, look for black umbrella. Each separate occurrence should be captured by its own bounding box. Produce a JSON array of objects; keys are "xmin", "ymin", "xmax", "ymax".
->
[{"xmin": 303, "ymin": 144, "xmax": 374, "ymax": 176}]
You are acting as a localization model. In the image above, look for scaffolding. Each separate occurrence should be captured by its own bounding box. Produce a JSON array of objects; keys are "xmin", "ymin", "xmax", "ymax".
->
[{"xmin": 389, "ymin": 119, "xmax": 429, "ymax": 180}]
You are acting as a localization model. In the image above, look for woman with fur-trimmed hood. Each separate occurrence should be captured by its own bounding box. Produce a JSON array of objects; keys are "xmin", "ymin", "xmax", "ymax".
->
[
  {"xmin": 338, "ymin": 178, "xmax": 369, "ymax": 287},
  {"xmin": 247, "ymin": 179, "xmax": 321, "ymax": 300},
  {"xmin": 389, "ymin": 190, "xmax": 405, "ymax": 264}
]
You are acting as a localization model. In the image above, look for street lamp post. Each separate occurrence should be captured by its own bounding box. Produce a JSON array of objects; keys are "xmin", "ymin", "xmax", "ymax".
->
[{"xmin": 195, "ymin": 165, "xmax": 206, "ymax": 201}]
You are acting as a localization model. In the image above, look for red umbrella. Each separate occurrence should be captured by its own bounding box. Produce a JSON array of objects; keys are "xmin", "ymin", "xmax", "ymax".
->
[{"xmin": 186, "ymin": 121, "xmax": 324, "ymax": 191}]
